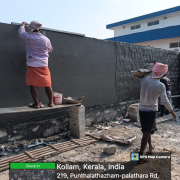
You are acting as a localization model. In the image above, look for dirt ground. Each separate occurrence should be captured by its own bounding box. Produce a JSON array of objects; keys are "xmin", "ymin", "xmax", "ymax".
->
[{"xmin": 0, "ymin": 113, "xmax": 180, "ymax": 180}]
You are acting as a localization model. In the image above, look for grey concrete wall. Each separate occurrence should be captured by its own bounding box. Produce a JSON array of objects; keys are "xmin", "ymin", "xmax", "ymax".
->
[
  {"xmin": 0, "ymin": 23, "xmax": 179, "ymax": 108},
  {"xmin": 0, "ymin": 23, "xmax": 117, "ymax": 108}
]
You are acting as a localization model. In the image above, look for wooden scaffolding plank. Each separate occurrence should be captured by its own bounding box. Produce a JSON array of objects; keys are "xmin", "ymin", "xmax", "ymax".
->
[
  {"xmin": 48, "ymin": 145, "xmax": 60, "ymax": 152},
  {"xmin": 25, "ymin": 151, "xmax": 35, "ymax": 159}
]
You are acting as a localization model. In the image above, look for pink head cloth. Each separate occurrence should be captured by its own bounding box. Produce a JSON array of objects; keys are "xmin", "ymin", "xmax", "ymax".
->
[
  {"xmin": 29, "ymin": 21, "xmax": 42, "ymax": 31},
  {"xmin": 151, "ymin": 62, "xmax": 168, "ymax": 79}
]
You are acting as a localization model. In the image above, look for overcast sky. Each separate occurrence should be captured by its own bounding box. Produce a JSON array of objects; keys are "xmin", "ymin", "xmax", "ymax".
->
[{"xmin": 0, "ymin": 0, "xmax": 179, "ymax": 39}]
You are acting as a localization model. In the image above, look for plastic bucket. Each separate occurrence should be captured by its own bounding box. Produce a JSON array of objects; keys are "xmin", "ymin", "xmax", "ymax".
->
[{"xmin": 53, "ymin": 93, "xmax": 62, "ymax": 105}]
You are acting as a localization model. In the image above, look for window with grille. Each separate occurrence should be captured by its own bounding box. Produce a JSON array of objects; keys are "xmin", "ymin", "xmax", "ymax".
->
[
  {"xmin": 169, "ymin": 42, "xmax": 180, "ymax": 48},
  {"xmin": 148, "ymin": 20, "xmax": 159, "ymax": 26},
  {"xmin": 131, "ymin": 24, "xmax": 141, "ymax": 30}
]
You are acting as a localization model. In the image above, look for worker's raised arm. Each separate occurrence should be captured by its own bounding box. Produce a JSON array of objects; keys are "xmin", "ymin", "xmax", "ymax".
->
[
  {"xmin": 160, "ymin": 85, "xmax": 177, "ymax": 121},
  {"xmin": 18, "ymin": 22, "xmax": 29, "ymax": 39}
]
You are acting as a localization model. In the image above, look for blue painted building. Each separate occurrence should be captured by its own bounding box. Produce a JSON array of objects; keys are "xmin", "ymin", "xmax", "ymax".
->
[{"xmin": 106, "ymin": 6, "xmax": 180, "ymax": 51}]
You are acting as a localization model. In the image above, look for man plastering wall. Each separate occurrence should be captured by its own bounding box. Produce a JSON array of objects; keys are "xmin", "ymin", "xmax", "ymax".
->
[{"xmin": 18, "ymin": 21, "xmax": 54, "ymax": 108}]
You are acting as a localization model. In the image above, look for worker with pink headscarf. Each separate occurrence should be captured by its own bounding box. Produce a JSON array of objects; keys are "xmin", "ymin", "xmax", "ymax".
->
[
  {"xmin": 138, "ymin": 62, "xmax": 177, "ymax": 163},
  {"xmin": 18, "ymin": 21, "xmax": 53, "ymax": 108}
]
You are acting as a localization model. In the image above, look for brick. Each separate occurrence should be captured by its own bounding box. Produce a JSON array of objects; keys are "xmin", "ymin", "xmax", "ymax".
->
[
  {"xmin": 104, "ymin": 110, "xmax": 110, "ymax": 114},
  {"xmin": 0, "ymin": 130, "xmax": 7, "ymax": 138},
  {"xmin": 85, "ymin": 118, "xmax": 94, "ymax": 126},
  {"xmin": 70, "ymin": 118, "xmax": 85, "ymax": 126},
  {"xmin": 70, "ymin": 111, "xmax": 85, "ymax": 120}
]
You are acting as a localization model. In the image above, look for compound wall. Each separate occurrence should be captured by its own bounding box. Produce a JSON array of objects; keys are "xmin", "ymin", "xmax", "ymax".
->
[{"xmin": 0, "ymin": 23, "xmax": 179, "ymax": 108}]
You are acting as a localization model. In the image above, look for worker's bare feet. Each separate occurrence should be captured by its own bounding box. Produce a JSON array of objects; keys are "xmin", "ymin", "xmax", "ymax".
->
[
  {"xmin": 28, "ymin": 103, "xmax": 40, "ymax": 109},
  {"xmin": 149, "ymin": 145, "xmax": 155, "ymax": 155},
  {"xmin": 48, "ymin": 103, "xmax": 53, "ymax": 107}
]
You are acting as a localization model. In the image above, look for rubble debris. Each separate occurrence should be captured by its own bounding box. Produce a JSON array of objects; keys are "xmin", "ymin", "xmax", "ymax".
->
[
  {"xmin": 104, "ymin": 110, "xmax": 110, "ymax": 114},
  {"xmin": 123, "ymin": 119, "xmax": 131, "ymax": 122},
  {"xmin": 125, "ymin": 108, "xmax": 129, "ymax": 118},
  {"xmin": 95, "ymin": 111, "xmax": 100, "ymax": 116},
  {"xmin": 0, "ymin": 149, "xmax": 7, "ymax": 156},
  {"xmin": 110, "ymin": 121, "xmax": 123, "ymax": 127},
  {"xmin": 0, "ymin": 130, "xmax": 7, "ymax": 139},
  {"xmin": 20, "ymin": 139, "xmax": 50, "ymax": 149},
  {"xmin": 85, "ymin": 130, "xmax": 104, "ymax": 136},
  {"xmin": 8, "ymin": 138, "xmax": 15, "ymax": 142},
  {"xmin": 85, "ymin": 118, "xmax": 94, "ymax": 126},
  {"xmin": 21, "ymin": 143, "xmax": 27, "ymax": 149},
  {"xmin": 121, "ymin": 106, "xmax": 125, "ymax": 110},
  {"xmin": 100, "ymin": 134, "xmax": 136, "ymax": 145},
  {"xmin": 95, "ymin": 125, "xmax": 111, "ymax": 130},
  {"xmin": 119, "ymin": 120, "xmax": 124, "ymax": 124},
  {"xmin": 103, "ymin": 145, "xmax": 116, "ymax": 155},
  {"xmin": 6, "ymin": 148, "xmax": 12, "ymax": 152},
  {"xmin": 163, "ymin": 148, "xmax": 175, "ymax": 153},
  {"xmin": 134, "ymin": 122, "xmax": 141, "ymax": 127},
  {"xmin": 111, "ymin": 118, "xmax": 131, "ymax": 127},
  {"xmin": 65, "ymin": 132, "xmax": 71, "ymax": 138},
  {"xmin": 116, "ymin": 116, "xmax": 123, "ymax": 121},
  {"xmin": 42, "ymin": 140, "xmax": 50, "ymax": 146},
  {"xmin": 174, "ymin": 108, "xmax": 179, "ymax": 112},
  {"xmin": 32, "ymin": 126, "xmax": 39, "ymax": 132},
  {"xmin": 14, "ymin": 149, "xmax": 20, "ymax": 153}
]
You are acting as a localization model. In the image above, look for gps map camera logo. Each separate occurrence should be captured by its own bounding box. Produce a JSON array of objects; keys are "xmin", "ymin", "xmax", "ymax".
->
[{"xmin": 131, "ymin": 153, "xmax": 139, "ymax": 161}]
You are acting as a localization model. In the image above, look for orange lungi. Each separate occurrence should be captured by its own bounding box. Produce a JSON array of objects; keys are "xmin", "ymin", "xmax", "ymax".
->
[{"xmin": 26, "ymin": 66, "xmax": 52, "ymax": 87}]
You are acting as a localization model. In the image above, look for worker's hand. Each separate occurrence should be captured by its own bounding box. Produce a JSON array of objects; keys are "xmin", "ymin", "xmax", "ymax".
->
[
  {"xmin": 24, "ymin": 22, "xmax": 29, "ymax": 25},
  {"xmin": 21, "ymin": 22, "xmax": 29, "ymax": 26},
  {"xmin": 171, "ymin": 110, "xmax": 177, "ymax": 121}
]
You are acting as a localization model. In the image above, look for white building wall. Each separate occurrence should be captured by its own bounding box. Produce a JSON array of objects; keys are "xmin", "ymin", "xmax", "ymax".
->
[
  {"xmin": 113, "ymin": 12, "xmax": 180, "ymax": 37},
  {"xmin": 135, "ymin": 37, "xmax": 180, "ymax": 51}
]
